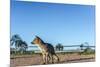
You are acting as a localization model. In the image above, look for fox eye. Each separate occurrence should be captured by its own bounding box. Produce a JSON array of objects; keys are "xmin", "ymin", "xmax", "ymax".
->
[{"xmin": 34, "ymin": 38, "xmax": 37, "ymax": 41}]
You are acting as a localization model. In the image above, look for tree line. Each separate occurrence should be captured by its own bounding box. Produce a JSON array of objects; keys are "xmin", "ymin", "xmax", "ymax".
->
[{"xmin": 10, "ymin": 34, "xmax": 95, "ymax": 55}]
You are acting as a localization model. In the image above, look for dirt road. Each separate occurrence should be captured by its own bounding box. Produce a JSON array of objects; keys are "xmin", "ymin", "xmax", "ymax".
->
[{"xmin": 10, "ymin": 53, "xmax": 95, "ymax": 67}]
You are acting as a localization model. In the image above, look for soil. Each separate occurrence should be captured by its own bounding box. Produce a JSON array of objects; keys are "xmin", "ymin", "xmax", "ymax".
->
[{"xmin": 10, "ymin": 53, "xmax": 95, "ymax": 67}]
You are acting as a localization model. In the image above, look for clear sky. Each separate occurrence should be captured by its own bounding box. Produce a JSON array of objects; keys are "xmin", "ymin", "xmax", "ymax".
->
[{"xmin": 11, "ymin": 0, "xmax": 95, "ymax": 49}]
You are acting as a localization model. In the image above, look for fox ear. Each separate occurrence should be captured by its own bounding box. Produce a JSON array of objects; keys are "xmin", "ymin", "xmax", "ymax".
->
[{"xmin": 35, "ymin": 35, "xmax": 39, "ymax": 38}]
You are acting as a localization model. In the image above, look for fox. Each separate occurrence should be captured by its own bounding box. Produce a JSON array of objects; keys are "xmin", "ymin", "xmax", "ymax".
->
[{"xmin": 31, "ymin": 36, "xmax": 59, "ymax": 64}]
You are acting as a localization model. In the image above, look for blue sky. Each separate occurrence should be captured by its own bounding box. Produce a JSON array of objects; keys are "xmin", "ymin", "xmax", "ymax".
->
[{"xmin": 11, "ymin": 0, "xmax": 95, "ymax": 49}]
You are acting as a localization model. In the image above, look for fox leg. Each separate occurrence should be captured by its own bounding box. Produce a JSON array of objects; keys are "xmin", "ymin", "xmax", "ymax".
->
[
  {"xmin": 42, "ymin": 54, "xmax": 46, "ymax": 64},
  {"xmin": 45, "ymin": 53, "xmax": 49, "ymax": 64},
  {"xmin": 53, "ymin": 53, "xmax": 59, "ymax": 62},
  {"xmin": 47, "ymin": 54, "xmax": 51, "ymax": 62},
  {"xmin": 51, "ymin": 55, "xmax": 54, "ymax": 63}
]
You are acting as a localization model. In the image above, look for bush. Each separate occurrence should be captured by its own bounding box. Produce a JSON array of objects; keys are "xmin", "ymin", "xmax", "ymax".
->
[{"xmin": 82, "ymin": 48, "xmax": 95, "ymax": 55}]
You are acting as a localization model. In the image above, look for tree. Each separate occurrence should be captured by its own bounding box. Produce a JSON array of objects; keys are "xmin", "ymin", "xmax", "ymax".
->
[
  {"xmin": 10, "ymin": 34, "xmax": 22, "ymax": 50},
  {"xmin": 19, "ymin": 41, "xmax": 28, "ymax": 54},
  {"xmin": 80, "ymin": 44, "xmax": 84, "ymax": 50},
  {"xmin": 10, "ymin": 34, "xmax": 28, "ymax": 54},
  {"xmin": 56, "ymin": 43, "xmax": 63, "ymax": 51},
  {"xmin": 84, "ymin": 42, "xmax": 89, "ymax": 49}
]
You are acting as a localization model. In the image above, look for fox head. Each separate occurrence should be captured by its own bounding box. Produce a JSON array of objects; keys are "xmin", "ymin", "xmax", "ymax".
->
[{"xmin": 31, "ymin": 36, "xmax": 43, "ymax": 45}]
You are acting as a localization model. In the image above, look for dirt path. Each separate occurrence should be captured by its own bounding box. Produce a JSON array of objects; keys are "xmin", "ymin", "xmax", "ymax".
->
[{"xmin": 10, "ymin": 54, "xmax": 95, "ymax": 67}]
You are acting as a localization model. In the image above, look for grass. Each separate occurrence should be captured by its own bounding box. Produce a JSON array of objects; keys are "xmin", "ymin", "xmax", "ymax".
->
[{"xmin": 10, "ymin": 48, "xmax": 95, "ymax": 56}]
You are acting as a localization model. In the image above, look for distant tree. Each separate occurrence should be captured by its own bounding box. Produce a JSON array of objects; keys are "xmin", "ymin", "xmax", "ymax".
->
[
  {"xmin": 84, "ymin": 42, "xmax": 89, "ymax": 49},
  {"xmin": 80, "ymin": 44, "xmax": 84, "ymax": 50},
  {"xmin": 10, "ymin": 34, "xmax": 28, "ymax": 54},
  {"xmin": 10, "ymin": 34, "xmax": 22, "ymax": 50},
  {"xmin": 80, "ymin": 42, "xmax": 90, "ymax": 50},
  {"xmin": 19, "ymin": 41, "xmax": 28, "ymax": 54},
  {"xmin": 56, "ymin": 43, "xmax": 63, "ymax": 51},
  {"xmin": 10, "ymin": 34, "xmax": 22, "ymax": 44}
]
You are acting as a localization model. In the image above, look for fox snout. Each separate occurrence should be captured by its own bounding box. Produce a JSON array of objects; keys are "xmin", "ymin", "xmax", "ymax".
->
[{"xmin": 31, "ymin": 42, "xmax": 34, "ymax": 44}]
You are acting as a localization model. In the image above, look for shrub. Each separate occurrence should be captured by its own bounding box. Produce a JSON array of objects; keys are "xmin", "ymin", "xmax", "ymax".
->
[{"xmin": 82, "ymin": 48, "xmax": 95, "ymax": 55}]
